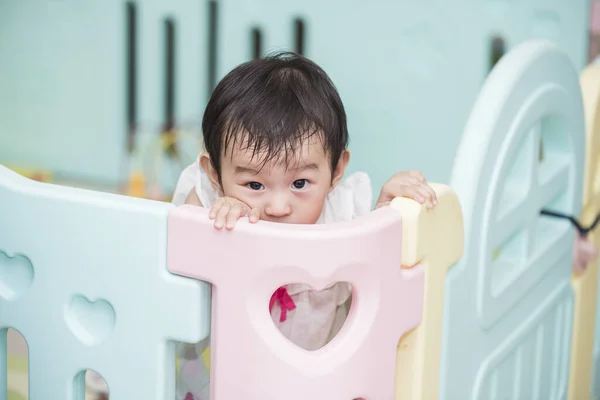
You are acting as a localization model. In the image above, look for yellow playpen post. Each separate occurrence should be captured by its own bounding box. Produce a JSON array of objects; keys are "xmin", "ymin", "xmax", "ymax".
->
[
  {"xmin": 392, "ymin": 183, "xmax": 464, "ymax": 399},
  {"xmin": 568, "ymin": 63, "xmax": 600, "ymax": 400}
]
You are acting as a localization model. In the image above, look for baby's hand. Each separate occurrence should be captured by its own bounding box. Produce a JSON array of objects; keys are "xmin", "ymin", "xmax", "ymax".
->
[
  {"xmin": 209, "ymin": 197, "xmax": 260, "ymax": 230},
  {"xmin": 573, "ymin": 232, "xmax": 598, "ymax": 274},
  {"xmin": 376, "ymin": 170, "xmax": 438, "ymax": 209}
]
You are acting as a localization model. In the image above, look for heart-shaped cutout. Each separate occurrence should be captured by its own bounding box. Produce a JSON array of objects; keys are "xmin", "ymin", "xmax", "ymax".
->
[
  {"xmin": 0, "ymin": 250, "xmax": 34, "ymax": 301},
  {"xmin": 268, "ymin": 282, "xmax": 353, "ymax": 351},
  {"xmin": 65, "ymin": 294, "xmax": 116, "ymax": 346}
]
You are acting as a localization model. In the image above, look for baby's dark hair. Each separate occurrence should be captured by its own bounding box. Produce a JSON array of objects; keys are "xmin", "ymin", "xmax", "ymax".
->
[{"xmin": 201, "ymin": 52, "xmax": 348, "ymax": 180}]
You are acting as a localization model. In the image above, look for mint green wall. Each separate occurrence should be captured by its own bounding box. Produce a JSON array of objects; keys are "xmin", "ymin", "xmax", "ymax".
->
[
  {"xmin": 216, "ymin": 0, "xmax": 591, "ymax": 196},
  {"xmin": 0, "ymin": 1, "xmax": 127, "ymax": 184},
  {"xmin": 0, "ymin": 0, "xmax": 591, "ymax": 196},
  {"xmin": 0, "ymin": 0, "xmax": 208, "ymax": 185}
]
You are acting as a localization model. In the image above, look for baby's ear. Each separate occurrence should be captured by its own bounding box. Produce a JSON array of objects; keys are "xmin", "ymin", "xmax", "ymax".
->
[
  {"xmin": 199, "ymin": 152, "xmax": 222, "ymax": 194},
  {"xmin": 330, "ymin": 149, "xmax": 350, "ymax": 191}
]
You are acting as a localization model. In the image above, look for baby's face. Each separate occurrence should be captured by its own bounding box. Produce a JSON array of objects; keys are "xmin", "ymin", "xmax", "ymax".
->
[{"xmin": 217, "ymin": 136, "xmax": 334, "ymax": 224}]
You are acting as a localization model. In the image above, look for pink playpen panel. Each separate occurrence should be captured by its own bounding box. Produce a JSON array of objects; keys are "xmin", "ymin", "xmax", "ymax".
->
[{"xmin": 167, "ymin": 205, "xmax": 424, "ymax": 399}]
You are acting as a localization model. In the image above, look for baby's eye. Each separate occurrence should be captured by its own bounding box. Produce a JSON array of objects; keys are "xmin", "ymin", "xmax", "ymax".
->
[
  {"xmin": 292, "ymin": 179, "xmax": 308, "ymax": 189},
  {"xmin": 247, "ymin": 182, "xmax": 264, "ymax": 191}
]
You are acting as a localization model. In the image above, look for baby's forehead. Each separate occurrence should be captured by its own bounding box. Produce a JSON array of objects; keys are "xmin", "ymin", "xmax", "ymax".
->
[{"xmin": 224, "ymin": 136, "xmax": 328, "ymax": 170}]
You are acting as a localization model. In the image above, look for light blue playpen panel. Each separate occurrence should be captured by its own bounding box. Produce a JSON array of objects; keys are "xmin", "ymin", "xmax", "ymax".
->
[
  {"xmin": 216, "ymin": 0, "xmax": 590, "ymax": 203},
  {"xmin": 439, "ymin": 41, "xmax": 585, "ymax": 399},
  {"xmin": 0, "ymin": 165, "xmax": 210, "ymax": 399},
  {"xmin": 0, "ymin": 0, "xmax": 209, "ymax": 186}
]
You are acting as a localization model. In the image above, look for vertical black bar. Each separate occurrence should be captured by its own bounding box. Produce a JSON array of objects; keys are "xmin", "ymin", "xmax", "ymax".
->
[
  {"xmin": 489, "ymin": 35, "xmax": 505, "ymax": 72},
  {"xmin": 164, "ymin": 18, "xmax": 176, "ymax": 131},
  {"xmin": 126, "ymin": 2, "xmax": 137, "ymax": 152},
  {"xmin": 163, "ymin": 17, "xmax": 177, "ymax": 157},
  {"xmin": 207, "ymin": 0, "xmax": 218, "ymax": 96},
  {"xmin": 294, "ymin": 18, "xmax": 305, "ymax": 55},
  {"xmin": 251, "ymin": 27, "xmax": 262, "ymax": 60}
]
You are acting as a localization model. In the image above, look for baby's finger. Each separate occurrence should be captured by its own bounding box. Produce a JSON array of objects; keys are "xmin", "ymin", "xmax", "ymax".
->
[
  {"xmin": 248, "ymin": 208, "xmax": 261, "ymax": 223},
  {"xmin": 225, "ymin": 203, "xmax": 245, "ymax": 230},
  {"xmin": 213, "ymin": 202, "xmax": 232, "ymax": 229},
  {"xmin": 418, "ymin": 183, "xmax": 438, "ymax": 207},
  {"xmin": 425, "ymin": 184, "xmax": 438, "ymax": 205},
  {"xmin": 413, "ymin": 185, "xmax": 434, "ymax": 206},
  {"xmin": 398, "ymin": 185, "xmax": 426, "ymax": 204},
  {"xmin": 208, "ymin": 201, "xmax": 222, "ymax": 220}
]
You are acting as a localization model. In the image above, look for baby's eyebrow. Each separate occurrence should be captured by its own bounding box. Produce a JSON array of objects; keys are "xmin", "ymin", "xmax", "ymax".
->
[
  {"xmin": 291, "ymin": 163, "xmax": 319, "ymax": 172},
  {"xmin": 234, "ymin": 163, "xmax": 319, "ymax": 175},
  {"xmin": 234, "ymin": 166, "xmax": 261, "ymax": 175}
]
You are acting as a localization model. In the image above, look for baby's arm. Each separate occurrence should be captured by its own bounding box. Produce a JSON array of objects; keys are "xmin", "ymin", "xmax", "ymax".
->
[{"xmin": 184, "ymin": 188, "xmax": 203, "ymax": 206}]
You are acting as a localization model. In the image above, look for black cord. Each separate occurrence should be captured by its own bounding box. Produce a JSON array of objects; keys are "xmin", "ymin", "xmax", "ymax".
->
[{"xmin": 540, "ymin": 209, "xmax": 600, "ymax": 236}]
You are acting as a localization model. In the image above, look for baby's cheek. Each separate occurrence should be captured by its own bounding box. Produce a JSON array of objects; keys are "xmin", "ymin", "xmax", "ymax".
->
[
  {"xmin": 307, "ymin": 207, "xmax": 323, "ymax": 224},
  {"xmin": 307, "ymin": 198, "xmax": 327, "ymax": 223}
]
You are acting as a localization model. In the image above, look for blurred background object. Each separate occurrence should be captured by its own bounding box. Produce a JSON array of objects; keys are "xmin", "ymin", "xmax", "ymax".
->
[{"xmin": 0, "ymin": 0, "xmax": 592, "ymax": 202}]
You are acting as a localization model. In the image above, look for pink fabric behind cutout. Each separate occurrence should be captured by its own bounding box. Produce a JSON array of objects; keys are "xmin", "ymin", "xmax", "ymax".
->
[{"xmin": 167, "ymin": 205, "xmax": 425, "ymax": 400}]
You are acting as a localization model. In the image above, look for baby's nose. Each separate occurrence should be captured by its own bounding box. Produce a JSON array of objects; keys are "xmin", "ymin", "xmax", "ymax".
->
[{"xmin": 264, "ymin": 199, "xmax": 292, "ymax": 218}]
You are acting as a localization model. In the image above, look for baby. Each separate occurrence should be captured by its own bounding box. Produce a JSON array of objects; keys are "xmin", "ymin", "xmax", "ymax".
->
[{"xmin": 170, "ymin": 52, "xmax": 437, "ymax": 399}]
